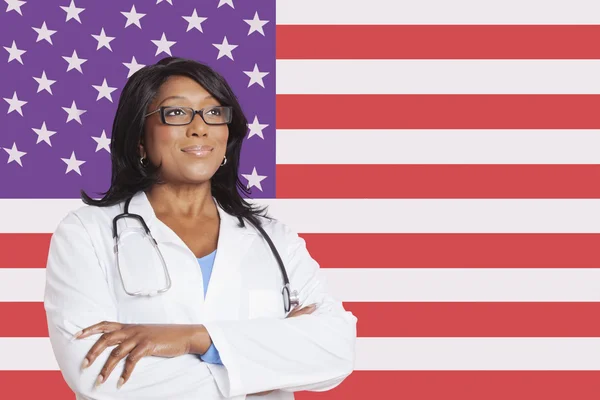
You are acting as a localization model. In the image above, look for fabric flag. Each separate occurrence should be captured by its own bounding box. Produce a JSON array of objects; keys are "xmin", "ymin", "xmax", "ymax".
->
[{"xmin": 2, "ymin": 0, "xmax": 600, "ymax": 399}]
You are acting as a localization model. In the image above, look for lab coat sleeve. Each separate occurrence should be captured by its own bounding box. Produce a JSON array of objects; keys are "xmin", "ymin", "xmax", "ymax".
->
[
  {"xmin": 44, "ymin": 212, "xmax": 218, "ymax": 399},
  {"xmin": 202, "ymin": 220, "xmax": 358, "ymax": 397}
]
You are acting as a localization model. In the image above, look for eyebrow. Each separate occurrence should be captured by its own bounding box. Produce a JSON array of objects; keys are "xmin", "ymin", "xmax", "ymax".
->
[{"xmin": 158, "ymin": 94, "xmax": 216, "ymax": 106}]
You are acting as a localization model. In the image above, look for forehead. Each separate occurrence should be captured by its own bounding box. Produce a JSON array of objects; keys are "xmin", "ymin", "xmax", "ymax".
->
[{"xmin": 154, "ymin": 75, "xmax": 213, "ymax": 104}]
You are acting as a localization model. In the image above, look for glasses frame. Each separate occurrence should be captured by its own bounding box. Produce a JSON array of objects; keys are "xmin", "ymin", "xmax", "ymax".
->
[{"xmin": 144, "ymin": 105, "xmax": 233, "ymax": 126}]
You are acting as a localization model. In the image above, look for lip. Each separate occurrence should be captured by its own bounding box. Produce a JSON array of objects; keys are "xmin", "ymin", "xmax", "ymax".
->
[{"xmin": 181, "ymin": 145, "xmax": 214, "ymax": 157}]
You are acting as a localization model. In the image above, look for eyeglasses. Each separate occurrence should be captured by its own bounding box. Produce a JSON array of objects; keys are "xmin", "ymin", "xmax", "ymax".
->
[{"xmin": 144, "ymin": 105, "xmax": 233, "ymax": 126}]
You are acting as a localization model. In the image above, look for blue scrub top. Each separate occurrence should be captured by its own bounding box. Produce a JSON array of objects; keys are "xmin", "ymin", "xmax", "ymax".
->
[{"xmin": 197, "ymin": 249, "xmax": 222, "ymax": 365}]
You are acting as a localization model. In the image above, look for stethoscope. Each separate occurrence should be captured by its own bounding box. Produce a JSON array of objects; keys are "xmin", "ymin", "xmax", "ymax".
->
[{"xmin": 112, "ymin": 196, "xmax": 300, "ymax": 313}]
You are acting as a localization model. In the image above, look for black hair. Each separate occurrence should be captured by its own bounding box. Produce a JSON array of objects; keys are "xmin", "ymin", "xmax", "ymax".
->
[{"xmin": 81, "ymin": 56, "xmax": 269, "ymax": 228}]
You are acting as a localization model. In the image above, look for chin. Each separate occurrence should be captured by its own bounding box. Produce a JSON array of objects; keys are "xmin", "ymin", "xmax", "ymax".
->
[{"xmin": 180, "ymin": 169, "xmax": 217, "ymax": 183}]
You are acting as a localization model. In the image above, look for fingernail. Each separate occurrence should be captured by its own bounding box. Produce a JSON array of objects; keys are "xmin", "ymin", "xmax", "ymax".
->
[
  {"xmin": 117, "ymin": 377, "xmax": 125, "ymax": 389},
  {"xmin": 95, "ymin": 375, "xmax": 103, "ymax": 387},
  {"xmin": 81, "ymin": 358, "xmax": 89, "ymax": 369},
  {"xmin": 73, "ymin": 330, "xmax": 82, "ymax": 339}
]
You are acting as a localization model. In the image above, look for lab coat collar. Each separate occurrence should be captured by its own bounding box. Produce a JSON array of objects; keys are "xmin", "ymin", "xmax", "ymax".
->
[{"xmin": 124, "ymin": 190, "xmax": 258, "ymax": 246}]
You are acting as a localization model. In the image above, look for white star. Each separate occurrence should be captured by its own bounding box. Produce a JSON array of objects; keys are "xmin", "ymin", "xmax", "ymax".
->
[
  {"xmin": 32, "ymin": 121, "xmax": 56, "ymax": 146},
  {"xmin": 121, "ymin": 5, "xmax": 145, "ymax": 29},
  {"xmin": 212, "ymin": 36, "xmax": 238, "ymax": 60},
  {"xmin": 4, "ymin": 40, "xmax": 26, "ymax": 64},
  {"xmin": 61, "ymin": 151, "xmax": 85, "ymax": 175},
  {"xmin": 247, "ymin": 115, "xmax": 269, "ymax": 139},
  {"xmin": 62, "ymin": 49, "xmax": 87, "ymax": 73},
  {"xmin": 151, "ymin": 33, "xmax": 176, "ymax": 56},
  {"xmin": 92, "ymin": 78, "xmax": 117, "ymax": 102},
  {"xmin": 3, "ymin": 91, "xmax": 27, "ymax": 116},
  {"xmin": 5, "ymin": 0, "xmax": 26, "ymax": 15},
  {"xmin": 182, "ymin": 9, "xmax": 207, "ymax": 32},
  {"xmin": 60, "ymin": 0, "xmax": 84, "ymax": 23},
  {"xmin": 217, "ymin": 0, "xmax": 234, "ymax": 9},
  {"xmin": 62, "ymin": 100, "xmax": 86, "ymax": 124},
  {"xmin": 243, "ymin": 64, "xmax": 269, "ymax": 88},
  {"xmin": 92, "ymin": 130, "xmax": 111, "ymax": 153},
  {"xmin": 32, "ymin": 22, "xmax": 57, "ymax": 44},
  {"xmin": 91, "ymin": 28, "xmax": 115, "ymax": 51},
  {"xmin": 33, "ymin": 71, "xmax": 56, "ymax": 94},
  {"xmin": 123, "ymin": 56, "xmax": 145, "ymax": 78},
  {"xmin": 156, "ymin": 0, "xmax": 173, "ymax": 4},
  {"xmin": 242, "ymin": 167, "xmax": 267, "ymax": 192},
  {"xmin": 244, "ymin": 12, "xmax": 269, "ymax": 36},
  {"xmin": 3, "ymin": 142, "xmax": 26, "ymax": 166}
]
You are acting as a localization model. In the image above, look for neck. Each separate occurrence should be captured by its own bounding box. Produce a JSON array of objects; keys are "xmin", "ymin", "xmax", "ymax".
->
[{"xmin": 145, "ymin": 182, "xmax": 218, "ymax": 220}]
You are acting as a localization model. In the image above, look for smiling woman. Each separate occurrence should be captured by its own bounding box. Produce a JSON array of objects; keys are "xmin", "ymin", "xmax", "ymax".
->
[{"xmin": 43, "ymin": 57, "xmax": 357, "ymax": 400}]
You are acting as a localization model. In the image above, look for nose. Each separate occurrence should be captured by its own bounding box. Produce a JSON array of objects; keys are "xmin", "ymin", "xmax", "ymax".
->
[{"xmin": 186, "ymin": 111, "xmax": 209, "ymax": 137}]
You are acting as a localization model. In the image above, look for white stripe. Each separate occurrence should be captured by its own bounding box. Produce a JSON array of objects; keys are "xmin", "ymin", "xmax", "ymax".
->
[
  {"xmin": 277, "ymin": 60, "xmax": 600, "ymax": 95},
  {"xmin": 2, "ymin": 337, "xmax": 599, "ymax": 371},
  {"xmin": 276, "ymin": 0, "xmax": 600, "ymax": 24},
  {"xmin": 0, "ymin": 269, "xmax": 45, "ymax": 302},
  {"xmin": 0, "ymin": 338, "xmax": 58, "ymax": 371},
  {"xmin": 2, "ymin": 199, "xmax": 600, "ymax": 233},
  {"xmin": 276, "ymin": 129, "xmax": 600, "ymax": 164},
  {"xmin": 260, "ymin": 199, "xmax": 600, "ymax": 233},
  {"xmin": 322, "ymin": 269, "xmax": 600, "ymax": 302},
  {"xmin": 3, "ymin": 268, "xmax": 599, "ymax": 302},
  {"xmin": 355, "ymin": 338, "xmax": 600, "ymax": 371}
]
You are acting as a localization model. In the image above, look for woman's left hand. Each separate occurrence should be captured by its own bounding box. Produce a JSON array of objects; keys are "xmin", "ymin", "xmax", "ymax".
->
[{"xmin": 75, "ymin": 321, "xmax": 210, "ymax": 389}]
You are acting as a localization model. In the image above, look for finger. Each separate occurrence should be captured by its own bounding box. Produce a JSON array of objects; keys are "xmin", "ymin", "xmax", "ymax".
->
[
  {"xmin": 286, "ymin": 304, "xmax": 317, "ymax": 318},
  {"xmin": 83, "ymin": 330, "xmax": 128, "ymax": 370},
  {"xmin": 251, "ymin": 390, "xmax": 275, "ymax": 396},
  {"xmin": 118, "ymin": 341, "xmax": 152, "ymax": 389},
  {"xmin": 287, "ymin": 305, "xmax": 312, "ymax": 318},
  {"xmin": 95, "ymin": 338, "xmax": 139, "ymax": 387},
  {"xmin": 75, "ymin": 321, "xmax": 123, "ymax": 339}
]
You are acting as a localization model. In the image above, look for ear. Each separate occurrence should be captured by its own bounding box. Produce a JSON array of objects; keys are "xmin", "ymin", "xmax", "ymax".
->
[{"xmin": 138, "ymin": 143, "xmax": 145, "ymax": 158}]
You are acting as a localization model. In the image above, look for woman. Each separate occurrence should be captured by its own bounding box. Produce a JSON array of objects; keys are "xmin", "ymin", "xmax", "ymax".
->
[{"xmin": 44, "ymin": 57, "xmax": 357, "ymax": 400}]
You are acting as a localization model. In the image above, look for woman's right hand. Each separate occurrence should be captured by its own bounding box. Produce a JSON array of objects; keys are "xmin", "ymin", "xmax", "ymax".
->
[{"xmin": 249, "ymin": 304, "xmax": 318, "ymax": 396}]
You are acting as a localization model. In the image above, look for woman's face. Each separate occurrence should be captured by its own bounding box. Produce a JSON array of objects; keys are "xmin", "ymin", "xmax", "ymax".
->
[{"xmin": 142, "ymin": 75, "xmax": 229, "ymax": 185}]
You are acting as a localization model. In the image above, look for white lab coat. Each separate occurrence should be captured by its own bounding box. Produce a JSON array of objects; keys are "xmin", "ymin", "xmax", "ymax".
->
[{"xmin": 44, "ymin": 191, "xmax": 357, "ymax": 400}]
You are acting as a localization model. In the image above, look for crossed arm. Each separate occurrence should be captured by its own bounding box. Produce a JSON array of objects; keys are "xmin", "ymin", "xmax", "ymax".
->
[
  {"xmin": 74, "ymin": 304, "xmax": 317, "ymax": 392},
  {"xmin": 45, "ymin": 212, "xmax": 357, "ymax": 398}
]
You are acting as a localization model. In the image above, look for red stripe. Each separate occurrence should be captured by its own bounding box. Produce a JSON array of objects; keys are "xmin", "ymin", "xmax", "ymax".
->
[
  {"xmin": 345, "ymin": 302, "xmax": 600, "ymax": 337},
  {"xmin": 0, "ymin": 372, "xmax": 73, "ymax": 399},
  {"xmin": 5, "ymin": 302, "xmax": 600, "ymax": 338},
  {"xmin": 301, "ymin": 233, "xmax": 600, "ymax": 269},
  {"xmin": 277, "ymin": 25, "xmax": 600, "ymax": 59},
  {"xmin": 295, "ymin": 371, "xmax": 600, "ymax": 400},
  {"xmin": 0, "ymin": 303, "xmax": 48, "ymax": 337},
  {"xmin": 3, "ymin": 233, "xmax": 600, "ymax": 270},
  {"xmin": 276, "ymin": 95, "xmax": 600, "ymax": 129},
  {"xmin": 277, "ymin": 164, "xmax": 600, "ymax": 199},
  {"xmin": 3, "ymin": 371, "xmax": 599, "ymax": 400},
  {"xmin": 0, "ymin": 233, "xmax": 50, "ymax": 268}
]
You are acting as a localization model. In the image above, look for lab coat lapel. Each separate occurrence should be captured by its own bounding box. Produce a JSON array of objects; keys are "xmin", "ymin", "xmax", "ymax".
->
[
  {"xmin": 123, "ymin": 192, "xmax": 258, "ymax": 320},
  {"xmin": 202, "ymin": 203, "xmax": 258, "ymax": 320}
]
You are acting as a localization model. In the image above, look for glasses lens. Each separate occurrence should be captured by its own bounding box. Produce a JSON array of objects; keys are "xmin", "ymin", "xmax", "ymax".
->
[
  {"xmin": 162, "ymin": 106, "xmax": 193, "ymax": 125},
  {"xmin": 203, "ymin": 106, "xmax": 232, "ymax": 125}
]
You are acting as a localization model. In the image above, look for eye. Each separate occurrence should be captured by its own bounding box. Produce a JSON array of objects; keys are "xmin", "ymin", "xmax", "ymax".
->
[
  {"xmin": 164, "ymin": 107, "xmax": 188, "ymax": 116},
  {"xmin": 205, "ymin": 107, "xmax": 222, "ymax": 116}
]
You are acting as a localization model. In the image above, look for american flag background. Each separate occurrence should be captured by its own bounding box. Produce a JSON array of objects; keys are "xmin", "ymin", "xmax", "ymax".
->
[{"xmin": 1, "ymin": 0, "xmax": 600, "ymax": 399}]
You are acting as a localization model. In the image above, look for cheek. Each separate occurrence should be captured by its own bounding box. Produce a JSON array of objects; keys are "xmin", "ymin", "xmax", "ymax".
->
[
  {"xmin": 218, "ymin": 129, "xmax": 229, "ymax": 149},
  {"xmin": 147, "ymin": 128, "xmax": 180, "ymax": 158}
]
